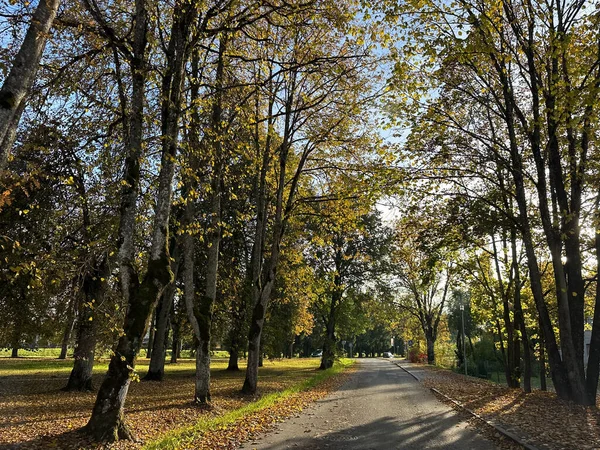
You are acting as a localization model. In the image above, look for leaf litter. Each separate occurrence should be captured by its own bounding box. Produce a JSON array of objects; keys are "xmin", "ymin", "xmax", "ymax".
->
[
  {"xmin": 0, "ymin": 358, "xmax": 354, "ymax": 450},
  {"xmin": 413, "ymin": 363, "xmax": 600, "ymax": 450}
]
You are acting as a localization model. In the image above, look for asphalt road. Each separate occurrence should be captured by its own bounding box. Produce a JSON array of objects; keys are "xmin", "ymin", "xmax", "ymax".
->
[{"xmin": 241, "ymin": 358, "xmax": 497, "ymax": 450}]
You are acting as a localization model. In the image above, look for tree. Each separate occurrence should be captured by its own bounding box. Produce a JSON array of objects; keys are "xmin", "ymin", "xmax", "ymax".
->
[
  {"xmin": 0, "ymin": 0, "xmax": 61, "ymax": 168},
  {"xmin": 392, "ymin": 214, "xmax": 453, "ymax": 364},
  {"xmin": 386, "ymin": 0, "xmax": 600, "ymax": 404},
  {"xmin": 83, "ymin": 0, "xmax": 178, "ymax": 439},
  {"xmin": 304, "ymin": 200, "xmax": 390, "ymax": 369},
  {"xmin": 447, "ymin": 290, "xmax": 476, "ymax": 373},
  {"xmin": 241, "ymin": 0, "xmax": 380, "ymax": 394}
]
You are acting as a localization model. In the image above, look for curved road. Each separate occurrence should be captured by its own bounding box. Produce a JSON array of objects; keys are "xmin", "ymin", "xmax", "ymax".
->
[{"xmin": 242, "ymin": 358, "xmax": 497, "ymax": 450}]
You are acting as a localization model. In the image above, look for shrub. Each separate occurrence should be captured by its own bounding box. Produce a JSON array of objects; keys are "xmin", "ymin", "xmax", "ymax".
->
[{"xmin": 408, "ymin": 346, "xmax": 427, "ymax": 363}]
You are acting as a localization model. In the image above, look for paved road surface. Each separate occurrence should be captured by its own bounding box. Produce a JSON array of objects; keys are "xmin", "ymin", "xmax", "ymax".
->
[{"xmin": 241, "ymin": 358, "xmax": 497, "ymax": 450}]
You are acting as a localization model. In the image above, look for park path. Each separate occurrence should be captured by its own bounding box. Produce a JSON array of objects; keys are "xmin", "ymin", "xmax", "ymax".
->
[{"xmin": 240, "ymin": 358, "xmax": 497, "ymax": 450}]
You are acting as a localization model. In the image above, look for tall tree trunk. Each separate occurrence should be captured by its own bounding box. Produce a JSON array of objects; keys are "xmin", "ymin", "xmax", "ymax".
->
[
  {"xmin": 192, "ymin": 34, "xmax": 225, "ymax": 403},
  {"xmin": 320, "ymin": 318, "xmax": 336, "ymax": 370},
  {"xmin": 511, "ymin": 230, "xmax": 531, "ymax": 393},
  {"xmin": 240, "ymin": 65, "xmax": 290, "ymax": 395},
  {"xmin": 499, "ymin": 67, "xmax": 571, "ymax": 399},
  {"xmin": 540, "ymin": 325, "xmax": 547, "ymax": 391},
  {"xmin": 227, "ymin": 348, "xmax": 239, "ymax": 371},
  {"xmin": 544, "ymin": 34, "xmax": 588, "ymax": 402},
  {"xmin": 84, "ymin": 253, "xmax": 172, "ymax": 440},
  {"xmin": 585, "ymin": 192, "xmax": 600, "ymax": 401},
  {"xmin": 320, "ymin": 283, "xmax": 341, "ymax": 370},
  {"xmin": 145, "ymin": 254, "xmax": 180, "ymax": 380},
  {"xmin": 243, "ymin": 275, "xmax": 274, "ymax": 393},
  {"xmin": 514, "ymin": 169, "xmax": 570, "ymax": 398},
  {"xmin": 10, "ymin": 329, "xmax": 19, "ymax": 358},
  {"xmin": 194, "ymin": 310, "xmax": 212, "ymax": 403},
  {"xmin": 0, "ymin": 0, "xmax": 60, "ymax": 168},
  {"xmin": 242, "ymin": 70, "xmax": 300, "ymax": 395},
  {"xmin": 181, "ymin": 36, "xmax": 226, "ymax": 404},
  {"xmin": 59, "ymin": 296, "xmax": 77, "ymax": 360},
  {"xmin": 521, "ymin": 18, "xmax": 585, "ymax": 403},
  {"xmin": 146, "ymin": 310, "xmax": 156, "ymax": 359},
  {"xmin": 64, "ymin": 257, "xmax": 109, "ymax": 391},
  {"xmin": 170, "ymin": 301, "xmax": 182, "ymax": 364},
  {"xmin": 425, "ymin": 331, "xmax": 435, "ymax": 365},
  {"xmin": 492, "ymin": 235, "xmax": 518, "ymax": 388},
  {"xmin": 83, "ymin": 0, "xmax": 183, "ymax": 440},
  {"xmin": 182, "ymin": 165, "xmax": 221, "ymax": 403}
]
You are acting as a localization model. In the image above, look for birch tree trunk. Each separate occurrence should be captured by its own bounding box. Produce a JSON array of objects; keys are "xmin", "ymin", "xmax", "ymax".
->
[{"xmin": 0, "ymin": 0, "xmax": 60, "ymax": 168}]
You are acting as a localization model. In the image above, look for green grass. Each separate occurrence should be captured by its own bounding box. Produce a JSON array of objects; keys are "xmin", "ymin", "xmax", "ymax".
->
[
  {"xmin": 0, "ymin": 347, "xmax": 232, "ymax": 376},
  {"xmin": 0, "ymin": 356, "xmax": 232, "ymax": 377},
  {"xmin": 0, "ymin": 347, "xmax": 231, "ymax": 359},
  {"xmin": 145, "ymin": 358, "xmax": 354, "ymax": 450},
  {"xmin": 0, "ymin": 347, "xmax": 71, "ymax": 358}
]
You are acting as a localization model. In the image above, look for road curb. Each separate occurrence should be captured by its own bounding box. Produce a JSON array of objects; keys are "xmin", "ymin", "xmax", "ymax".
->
[
  {"xmin": 394, "ymin": 361, "xmax": 421, "ymax": 381},
  {"xmin": 394, "ymin": 362, "xmax": 541, "ymax": 450}
]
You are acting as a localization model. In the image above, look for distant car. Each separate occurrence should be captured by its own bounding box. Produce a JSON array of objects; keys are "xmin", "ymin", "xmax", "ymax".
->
[
  {"xmin": 383, "ymin": 352, "xmax": 394, "ymax": 358},
  {"xmin": 311, "ymin": 350, "xmax": 323, "ymax": 357}
]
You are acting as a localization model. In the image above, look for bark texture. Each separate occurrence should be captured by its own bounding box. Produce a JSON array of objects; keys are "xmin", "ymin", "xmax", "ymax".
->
[
  {"xmin": 83, "ymin": 0, "xmax": 156, "ymax": 441},
  {"xmin": 0, "ymin": 0, "xmax": 60, "ymax": 168},
  {"xmin": 242, "ymin": 69, "xmax": 301, "ymax": 395},
  {"xmin": 170, "ymin": 301, "xmax": 182, "ymax": 364},
  {"xmin": 145, "ymin": 253, "xmax": 180, "ymax": 381},
  {"xmin": 227, "ymin": 347, "xmax": 239, "ymax": 371},
  {"xmin": 64, "ymin": 257, "xmax": 109, "ymax": 391},
  {"xmin": 146, "ymin": 310, "xmax": 156, "ymax": 359},
  {"xmin": 320, "ymin": 265, "xmax": 342, "ymax": 370},
  {"xmin": 181, "ymin": 35, "xmax": 226, "ymax": 404}
]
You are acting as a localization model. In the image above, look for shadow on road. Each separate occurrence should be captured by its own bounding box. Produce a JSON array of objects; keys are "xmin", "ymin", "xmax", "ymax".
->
[{"xmin": 255, "ymin": 411, "xmax": 484, "ymax": 450}]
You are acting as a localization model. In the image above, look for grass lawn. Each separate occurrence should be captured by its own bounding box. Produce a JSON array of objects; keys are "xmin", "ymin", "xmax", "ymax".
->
[
  {"xmin": 0, "ymin": 356, "xmax": 353, "ymax": 449},
  {"xmin": 0, "ymin": 347, "xmax": 73, "ymax": 358},
  {"xmin": 0, "ymin": 347, "xmax": 231, "ymax": 360}
]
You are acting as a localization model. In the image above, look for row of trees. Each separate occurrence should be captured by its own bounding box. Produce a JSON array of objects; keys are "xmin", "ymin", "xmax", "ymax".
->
[
  {"xmin": 0, "ymin": 0, "xmax": 397, "ymax": 443},
  {"xmin": 5, "ymin": 2, "xmax": 600, "ymax": 447},
  {"xmin": 383, "ymin": 0, "xmax": 600, "ymax": 406}
]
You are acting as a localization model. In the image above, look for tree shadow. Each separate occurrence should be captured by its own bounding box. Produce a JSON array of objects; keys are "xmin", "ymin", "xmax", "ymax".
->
[
  {"xmin": 0, "ymin": 428, "xmax": 95, "ymax": 450},
  {"xmin": 249, "ymin": 412, "xmax": 493, "ymax": 450}
]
